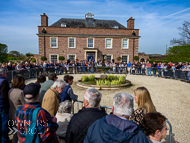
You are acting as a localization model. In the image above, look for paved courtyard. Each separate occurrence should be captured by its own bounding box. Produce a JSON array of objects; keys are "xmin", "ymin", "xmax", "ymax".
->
[{"xmin": 26, "ymin": 74, "xmax": 190, "ymax": 143}]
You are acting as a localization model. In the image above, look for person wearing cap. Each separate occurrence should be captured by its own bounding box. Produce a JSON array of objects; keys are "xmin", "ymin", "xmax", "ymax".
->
[
  {"xmin": 15, "ymin": 83, "xmax": 59, "ymax": 143},
  {"xmin": 42, "ymin": 80, "xmax": 65, "ymax": 116},
  {"xmin": 65, "ymin": 87, "xmax": 107, "ymax": 143},
  {"xmin": 0, "ymin": 68, "xmax": 10, "ymax": 142},
  {"xmin": 84, "ymin": 92, "xmax": 149, "ymax": 143}
]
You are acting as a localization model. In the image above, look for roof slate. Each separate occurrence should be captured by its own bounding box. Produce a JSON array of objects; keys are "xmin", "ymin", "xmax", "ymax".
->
[{"xmin": 50, "ymin": 18, "xmax": 127, "ymax": 29}]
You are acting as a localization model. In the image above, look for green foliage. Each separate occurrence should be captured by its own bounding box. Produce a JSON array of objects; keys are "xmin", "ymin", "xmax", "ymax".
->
[
  {"xmin": 31, "ymin": 58, "xmax": 36, "ymax": 62},
  {"xmin": 0, "ymin": 43, "xmax": 8, "ymax": 63},
  {"xmin": 107, "ymin": 75, "xmax": 119, "ymax": 80},
  {"xmin": 134, "ymin": 56, "xmax": 139, "ymax": 61},
  {"xmin": 81, "ymin": 75, "xmax": 89, "ymax": 82},
  {"xmin": 111, "ymin": 80, "xmax": 122, "ymax": 85},
  {"xmin": 9, "ymin": 50, "xmax": 20, "ymax": 57},
  {"xmin": 88, "ymin": 74, "xmax": 95, "ymax": 81},
  {"xmin": 7, "ymin": 57, "xmax": 19, "ymax": 60},
  {"xmin": 26, "ymin": 52, "xmax": 34, "ymax": 57},
  {"xmin": 119, "ymin": 75, "xmax": 125, "ymax": 82},
  {"xmin": 117, "ymin": 56, "xmax": 122, "ymax": 62},
  {"xmin": 41, "ymin": 56, "xmax": 47, "ymax": 61},
  {"xmin": 59, "ymin": 56, "xmax": 65, "ymax": 61},
  {"xmin": 149, "ymin": 59, "xmax": 170, "ymax": 64},
  {"xmin": 166, "ymin": 45, "xmax": 190, "ymax": 62}
]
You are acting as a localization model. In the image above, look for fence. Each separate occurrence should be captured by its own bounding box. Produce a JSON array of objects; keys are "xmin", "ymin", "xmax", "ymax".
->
[
  {"xmin": 6, "ymin": 66, "xmax": 190, "ymax": 83},
  {"xmin": 73, "ymin": 100, "xmax": 174, "ymax": 143}
]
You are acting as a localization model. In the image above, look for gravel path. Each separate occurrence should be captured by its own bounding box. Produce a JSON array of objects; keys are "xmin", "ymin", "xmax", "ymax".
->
[{"xmin": 26, "ymin": 73, "xmax": 190, "ymax": 143}]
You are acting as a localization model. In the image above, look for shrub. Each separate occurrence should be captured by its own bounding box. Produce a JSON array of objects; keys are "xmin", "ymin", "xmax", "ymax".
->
[
  {"xmin": 41, "ymin": 56, "xmax": 47, "ymax": 61},
  {"xmin": 88, "ymin": 74, "xmax": 95, "ymax": 81},
  {"xmin": 119, "ymin": 75, "xmax": 125, "ymax": 82},
  {"xmin": 31, "ymin": 58, "xmax": 36, "ymax": 62},
  {"xmin": 81, "ymin": 75, "xmax": 89, "ymax": 82},
  {"xmin": 59, "ymin": 56, "xmax": 65, "ymax": 61}
]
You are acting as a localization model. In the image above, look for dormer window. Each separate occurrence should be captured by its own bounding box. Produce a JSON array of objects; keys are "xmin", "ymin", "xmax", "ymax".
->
[
  {"xmin": 85, "ymin": 12, "xmax": 94, "ymax": 18},
  {"xmin": 61, "ymin": 23, "xmax": 66, "ymax": 27},
  {"xmin": 113, "ymin": 25, "xmax": 119, "ymax": 29}
]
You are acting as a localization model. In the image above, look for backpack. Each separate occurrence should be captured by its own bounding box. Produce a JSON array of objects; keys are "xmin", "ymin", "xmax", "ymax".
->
[{"xmin": 25, "ymin": 107, "xmax": 42, "ymax": 143}]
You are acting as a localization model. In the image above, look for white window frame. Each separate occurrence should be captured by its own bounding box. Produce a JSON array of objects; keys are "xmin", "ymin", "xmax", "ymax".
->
[
  {"xmin": 106, "ymin": 54, "xmax": 113, "ymax": 62},
  {"xmin": 122, "ymin": 38, "xmax": 129, "ymax": 49},
  {"xmin": 67, "ymin": 54, "xmax": 76, "ymax": 62},
  {"xmin": 105, "ymin": 38, "xmax": 112, "ymax": 49},
  {"xmin": 87, "ymin": 38, "xmax": 94, "ymax": 48},
  {"xmin": 49, "ymin": 54, "xmax": 59, "ymax": 63},
  {"xmin": 68, "ymin": 37, "xmax": 76, "ymax": 48},
  {"xmin": 50, "ymin": 37, "xmax": 58, "ymax": 48},
  {"xmin": 121, "ymin": 55, "xmax": 129, "ymax": 62}
]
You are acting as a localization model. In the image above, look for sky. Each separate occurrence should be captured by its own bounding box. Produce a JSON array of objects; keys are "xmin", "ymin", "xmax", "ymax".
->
[{"xmin": 0, "ymin": 0, "xmax": 190, "ymax": 55}]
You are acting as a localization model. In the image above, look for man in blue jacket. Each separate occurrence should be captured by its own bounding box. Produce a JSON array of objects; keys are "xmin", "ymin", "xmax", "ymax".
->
[
  {"xmin": 0, "ymin": 68, "xmax": 10, "ymax": 142},
  {"xmin": 84, "ymin": 92, "xmax": 149, "ymax": 143}
]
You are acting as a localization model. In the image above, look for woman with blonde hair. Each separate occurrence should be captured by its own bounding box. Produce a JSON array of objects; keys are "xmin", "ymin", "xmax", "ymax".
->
[{"xmin": 131, "ymin": 86, "xmax": 156, "ymax": 129}]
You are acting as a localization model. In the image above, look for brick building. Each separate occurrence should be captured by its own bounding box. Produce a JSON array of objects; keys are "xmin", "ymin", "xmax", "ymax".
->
[{"xmin": 36, "ymin": 12, "xmax": 140, "ymax": 63}]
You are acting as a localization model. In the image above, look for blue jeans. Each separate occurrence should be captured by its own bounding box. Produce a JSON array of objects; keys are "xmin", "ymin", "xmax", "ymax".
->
[
  {"xmin": 91, "ymin": 68, "xmax": 94, "ymax": 73},
  {"xmin": 0, "ymin": 108, "xmax": 9, "ymax": 143},
  {"xmin": 142, "ymin": 69, "xmax": 145, "ymax": 75},
  {"xmin": 153, "ymin": 69, "xmax": 156, "ymax": 76},
  {"xmin": 147, "ymin": 68, "xmax": 151, "ymax": 76}
]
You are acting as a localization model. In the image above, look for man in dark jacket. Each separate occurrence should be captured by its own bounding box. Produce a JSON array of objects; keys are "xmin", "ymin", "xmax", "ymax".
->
[
  {"xmin": 84, "ymin": 92, "xmax": 149, "ymax": 143},
  {"xmin": 0, "ymin": 68, "xmax": 10, "ymax": 142},
  {"xmin": 65, "ymin": 87, "xmax": 107, "ymax": 143}
]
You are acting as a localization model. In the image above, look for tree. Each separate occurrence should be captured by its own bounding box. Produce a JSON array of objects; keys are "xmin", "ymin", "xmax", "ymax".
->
[
  {"xmin": 9, "ymin": 50, "xmax": 20, "ymax": 57},
  {"xmin": 59, "ymin": 56, "xmax": 65, "ymax": 61},
  {"xmin": 170, "ymin": 20, "xmax": 190, "ymax": 45},
  {"xmin": 41, "ymin": 56, "xmax": 47, "ymax": 61},
  {"xmin": 0, "ymin": 43, "xmax": 8, "ymax": 63},
  {"xmin": 166, "ymin": 45, "xmax": 190, "ymax": 62}
]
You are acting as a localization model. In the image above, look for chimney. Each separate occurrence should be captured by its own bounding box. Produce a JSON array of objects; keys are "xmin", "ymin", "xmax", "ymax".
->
[
  {"xmin": 85, "ymin": 12, "xmax": 94, "ymax": 23},
  {"xmin": 127, "ymin": 17, "xmax": 135, "ymax": 29},
  {"xmin": 41, "ymin": 13, "xmax": 48, "ymax": 26}
]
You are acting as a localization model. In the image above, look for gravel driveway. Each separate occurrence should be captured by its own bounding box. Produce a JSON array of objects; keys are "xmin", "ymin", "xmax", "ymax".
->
[{"xmin": 26, "ymin": 73, "xmax": 190, "ymax": 143}]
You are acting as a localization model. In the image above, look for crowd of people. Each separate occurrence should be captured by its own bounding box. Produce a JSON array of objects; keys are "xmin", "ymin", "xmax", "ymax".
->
[
  {"xmin": 0, "ymin": 67, "xmax": 170, "ymax": 143},
  {"xmin": 1, "ymin": 59, "xmax": 190, "ymax": 81}
]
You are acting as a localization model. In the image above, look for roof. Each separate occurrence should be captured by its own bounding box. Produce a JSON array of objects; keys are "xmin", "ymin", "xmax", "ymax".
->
[{"xmin": 50, "ymin": 18, "xmax": 127, "ymax": 29}]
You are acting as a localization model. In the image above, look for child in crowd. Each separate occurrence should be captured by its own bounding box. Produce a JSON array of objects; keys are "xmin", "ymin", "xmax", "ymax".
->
[{"xmin": 60, "ymin": 75, "xmax": 78, "ymax": 102}]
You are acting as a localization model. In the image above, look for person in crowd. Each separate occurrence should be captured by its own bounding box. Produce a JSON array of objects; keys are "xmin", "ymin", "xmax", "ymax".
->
[
  {"xmin": 157, "ymin": 62, "xmax": 161, "ymax": 77},
  {"xmin": 146, "ymin": 61, "xmax": 152, "ymax": 76},
  {"xmin": 56, "ymin": 100, "xmax": 73, "ymax": 143},
  {"xmin": 137, "ymin": 61, "xmax": 141, "ymax": 74},
  {"xmin": 131, "ymin": 86, "xmax": 156, "ymax": 130},
  {"xmin": 143, "ymin": 112, "xmax": 167, "ymax": 143},
  {"xmin": 142, "ymin": 62, "xmax": 146, "ymax": 75},
  {"xmin": 7, "ymin": 62, "xmax": 12, "ymax": 71},
  {"xmin": 39, "ymin": 73, "xmax": 57, "ymax": 103},
  {"xmin": 65, "ymin": 87, "xmax": 107, "ymax": 143},
  {"xmin": 36, "ymin": 74, "xmax": 46, "ymax": 85},
  {"xmin": 152, "ymin": 62, "xmax": 157, "ymax": 76},
  {"xmin": 0, "ymin": 68, "xmax": 10, "ymax": 142},
  {"xmin": 42, "ymin": 80, "xmax": 65, "ymax": 116},
  {"xmin": 84, "ymin": 92, "xmax": 149, "ymax": 143},
  {"xmin": 60, "ymin": 75, "xmax": 78, "ymax": 102},
  {"xmin": 16, "ymin": 83, "xmax": 59, "ymax": 142},
  {"xmin": 8, "ymin": 74, "xmax": 26, "ymax": 143},
  {"xmin": 132, "ymin": 63, "xmax": 136, "ymax": 74}
]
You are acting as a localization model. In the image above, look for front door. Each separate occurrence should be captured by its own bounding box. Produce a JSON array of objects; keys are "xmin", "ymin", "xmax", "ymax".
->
[{"xmin": 87, "ymin": 53, "xmax": 95, "ymax": 62}]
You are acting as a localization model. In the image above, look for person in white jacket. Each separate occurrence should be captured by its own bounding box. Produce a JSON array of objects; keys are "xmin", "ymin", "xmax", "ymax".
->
[{"xmin": 55, "ymin": 100, "xmax": 73, "ymax": 143}]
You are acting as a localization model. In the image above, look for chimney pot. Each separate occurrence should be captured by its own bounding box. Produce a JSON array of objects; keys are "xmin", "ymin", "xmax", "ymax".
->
[{"xmin": 43, "ymin": 13, "xmax": 45, "ymax": 15}]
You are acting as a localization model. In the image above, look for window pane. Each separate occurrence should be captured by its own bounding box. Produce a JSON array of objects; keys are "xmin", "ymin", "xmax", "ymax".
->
[
  {"xmin": 106, "ymin": 39, "xmax": 111, "ymax": 48},
  {"xmin": 122, "ymin": 56, "xmax": 128, "ymax": 62},
  {"xmin": 51, "ymin": 55, "xmax": 57, "ymax": 63},
  {"xmin": 69, "ymin": 55, "xmax": 76, "ymax": 62},
  {"xmin": 123, "ymin": 39, "xmax": 128, "ymax": 48},
  {"xmin": 51, "ymin": 38, "xmax": 57, "ymax": 47},
  {"xmin": 69, "ymin": 38, "xmax": 75, "ymax": 48},
  {"xmin": 88, "ymin": 38, "xmax": 93, "ymax": 48},
  {"xmin": 106, "ymin": 55, "xmax": 111, "ymax": 62}
]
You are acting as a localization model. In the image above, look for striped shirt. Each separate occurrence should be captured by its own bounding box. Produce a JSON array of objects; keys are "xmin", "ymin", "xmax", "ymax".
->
[{"xmin": 15, "ymin": 102, "xmax": 58, "ymax": 143}]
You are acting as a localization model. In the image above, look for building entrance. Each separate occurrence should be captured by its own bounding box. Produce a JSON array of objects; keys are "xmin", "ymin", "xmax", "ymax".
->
[{"xmin": 87, "ymin": 53, "xmax": 95, "ymax": 62}]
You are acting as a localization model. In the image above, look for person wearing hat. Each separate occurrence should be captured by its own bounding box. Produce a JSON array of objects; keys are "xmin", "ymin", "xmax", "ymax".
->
[
  {"xmin": 15, "ymin": 83, "xmax": 59, "ymax": 143},
  {"xmin": 42, "ymin": 80, "xmax": 65, "ymax": 116}
]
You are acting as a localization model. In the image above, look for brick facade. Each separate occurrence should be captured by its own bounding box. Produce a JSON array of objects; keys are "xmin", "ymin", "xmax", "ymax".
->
[{"xmin": 36, "ymin": 13, "xmax": 140, "ymax": 63}]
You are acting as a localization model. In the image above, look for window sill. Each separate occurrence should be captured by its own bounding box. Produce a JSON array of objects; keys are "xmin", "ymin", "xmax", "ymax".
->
[
  {"xmin": 68, "ymin": 47, "xmax": 76, "ymax": 49},
  {"xmin": 50, "ymin": 47, "xmax": 58, "ymax": 48}
]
